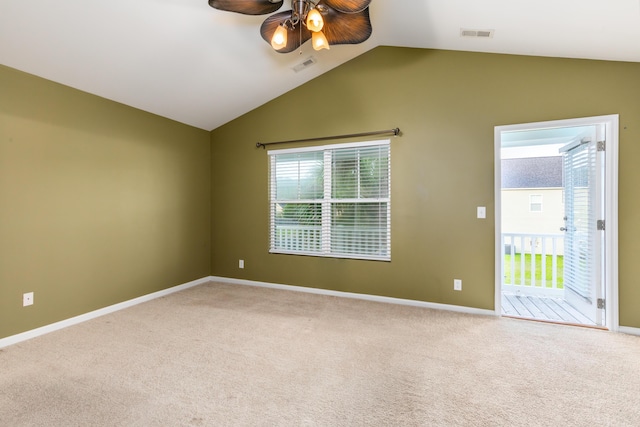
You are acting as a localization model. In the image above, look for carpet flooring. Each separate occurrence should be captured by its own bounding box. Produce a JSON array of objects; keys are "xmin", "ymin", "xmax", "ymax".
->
[{"xmin": 1, "ymin": 281, "xmax": 639, "ymax": 426}]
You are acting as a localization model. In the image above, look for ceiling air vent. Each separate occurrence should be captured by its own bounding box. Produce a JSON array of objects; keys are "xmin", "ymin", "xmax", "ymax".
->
[
  {"xmin": 292, "ymin": 56, "xmax": 317, "ymax": 73},
  {"xmin": 460, "ymin": 28, "xmax": 494, "ymax": 38}
]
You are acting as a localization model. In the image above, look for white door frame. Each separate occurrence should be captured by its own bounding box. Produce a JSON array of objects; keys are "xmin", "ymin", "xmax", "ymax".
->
[{"xmin": 494, "ymin": 115, "xmax": 619, "ymax": 331}]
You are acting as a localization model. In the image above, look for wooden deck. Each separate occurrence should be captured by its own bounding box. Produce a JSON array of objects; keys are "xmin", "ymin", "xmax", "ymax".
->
[{"xmin": 501, "ymin": 293, "xmax": 595, "ymax": 326}]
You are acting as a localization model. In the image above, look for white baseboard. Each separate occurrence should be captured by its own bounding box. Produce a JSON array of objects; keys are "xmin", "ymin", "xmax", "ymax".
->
[
  {"xmin": 210, "ymin": 276, "xmax": 497, "ymax": 317},
  {"xmin": 618, "ymin": 326, "xmax": 640, "ymax": 337},
  {"xmin": 0, "ymin": 276, "xmax": 211, "ymax": 350},
  {"xmin": 14, "ymin": 275, "xmax": 631, "ymax": 350}
]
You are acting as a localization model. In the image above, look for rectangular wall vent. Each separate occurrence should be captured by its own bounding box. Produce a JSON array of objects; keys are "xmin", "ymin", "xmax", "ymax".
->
[
  {"xmin": 460, "ymin": 29, "xmax": 494, "ymax": 38},
  {"xmin": 292, "ymin": 56, "xmax": 317, "ymax": 73}
]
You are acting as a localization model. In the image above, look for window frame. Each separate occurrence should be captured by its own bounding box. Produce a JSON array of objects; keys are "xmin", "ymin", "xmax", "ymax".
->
[
  {"xmin": 268, "ymin": 139, "xmax": 391, "ymax": 261},
  {"xmin": 529, "ymin": 193, "xmax": 543, "ymax": 212}
]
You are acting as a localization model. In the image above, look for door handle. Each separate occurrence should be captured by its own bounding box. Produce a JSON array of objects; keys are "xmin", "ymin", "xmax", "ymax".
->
[{"xmin": 560, "ymin": 227, "xmax": 568, "ymax": 231}]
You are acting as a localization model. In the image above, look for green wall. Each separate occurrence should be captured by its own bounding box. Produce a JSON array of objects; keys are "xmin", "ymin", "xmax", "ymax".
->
[
  {"xmin": 3, "ymin": 46, "xmax": 639, "ymax": 341},
  {"xmin": 210, "ymin": 47, "xmax": 640, "ymax": 328},
  {"xmin": 0, "ymin": 65, "xmax": 211, "ymax": 339}
]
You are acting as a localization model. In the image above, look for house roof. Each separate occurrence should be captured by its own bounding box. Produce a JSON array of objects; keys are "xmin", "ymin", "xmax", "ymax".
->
[
  {"xmin": 501, "ymin": 156, "xmax": 563, "ymax": 189},
  {"xmin": 1, "ymin": 1, "xmax": 639, "ymax": 131}
]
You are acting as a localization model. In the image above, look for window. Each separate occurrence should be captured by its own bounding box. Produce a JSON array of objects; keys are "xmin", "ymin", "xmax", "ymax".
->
[
  {"xmin": 269, "ymin": 140, "xmax": 390, "ymax": 261},
  {"xmin": 529, "ymin": 194, "xmax": 543, "ymax": 212}
]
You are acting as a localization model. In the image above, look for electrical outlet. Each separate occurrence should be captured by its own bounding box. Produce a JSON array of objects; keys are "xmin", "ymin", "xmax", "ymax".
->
[
  {"xmin": 453, "ymin": 279, "xmax": 462, "ymax": 291},
  {"xmin": 23, "ymin": 292, "xmax": 34, "ymax": 307},
  {"xmin": 239, "ymin": 259, "xmax": 244, "ymax": 269}
]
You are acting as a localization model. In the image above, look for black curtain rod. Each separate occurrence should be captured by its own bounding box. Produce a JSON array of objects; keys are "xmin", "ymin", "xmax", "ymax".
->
[{"xmin": 256, "ymin": 128, "xmax": 401, "ymax": 149}]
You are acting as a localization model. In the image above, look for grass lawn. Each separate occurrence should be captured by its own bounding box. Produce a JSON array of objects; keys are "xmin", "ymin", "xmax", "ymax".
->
[{"xmin": 504, "ymin": 254, "xmax": 564, "ymax": 288}]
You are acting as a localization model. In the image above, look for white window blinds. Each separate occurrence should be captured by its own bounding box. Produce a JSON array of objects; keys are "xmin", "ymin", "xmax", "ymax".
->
[
  {"xmin": 562, "ymin": 140, "xmax": 597, "ymax": 300},
  {"xmin": 269, "ymin": 140, "xmax": 390, "ymax": 261}
]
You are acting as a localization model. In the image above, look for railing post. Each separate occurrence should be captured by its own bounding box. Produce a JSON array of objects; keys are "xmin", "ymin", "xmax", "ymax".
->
[
  {"xmin": 552, "ymin": 237, "xmax": 558, "ymax": 289},
  {"xmin": 520, "ymin": 235, "xmax": 526, "ymax": 286},
  {"xmin": 541, "ymin": 237, "xmax": 547, "ymax": 289}
]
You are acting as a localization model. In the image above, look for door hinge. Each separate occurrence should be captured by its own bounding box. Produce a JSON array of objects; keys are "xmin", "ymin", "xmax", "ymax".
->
[
  {"xmin": 597, "ymin": 298, "xmax": 605, "ymax": 309},
  {"xmin": 597, "ymin": 141, "xmax": 606, "ymax": 151},
  {"xmin": 597, "ymin": 220, "xmax": 605, "ymax": 231}
]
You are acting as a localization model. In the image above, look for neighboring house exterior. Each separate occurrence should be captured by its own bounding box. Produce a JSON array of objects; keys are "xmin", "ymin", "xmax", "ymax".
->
[{"xmin": 502, "ymin": 156, "xmax": 564, "ymax": 254}]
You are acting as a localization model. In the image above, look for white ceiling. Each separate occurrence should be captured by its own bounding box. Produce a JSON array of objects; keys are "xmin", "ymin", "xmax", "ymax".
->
[{"xmin": 1, "ymin": 0, "xmax": 639, "ymax": 131}]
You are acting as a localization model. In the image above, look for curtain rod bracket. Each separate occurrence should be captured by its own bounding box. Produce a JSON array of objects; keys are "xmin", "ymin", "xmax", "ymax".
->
[{"xmin": 255, "ymin": 128, "xmax": 400, "ymax": 149}]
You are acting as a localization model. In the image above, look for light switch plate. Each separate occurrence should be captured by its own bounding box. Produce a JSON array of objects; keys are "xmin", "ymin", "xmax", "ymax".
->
[{"xmin": 477, "ymin": 206, "xmax": 486, "ymax": 219}]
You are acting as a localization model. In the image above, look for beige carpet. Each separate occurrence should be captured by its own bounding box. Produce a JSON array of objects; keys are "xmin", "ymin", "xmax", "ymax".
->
[{"xmin": 1, "ymin": 282, "xmax": 639, "ymax": 426}]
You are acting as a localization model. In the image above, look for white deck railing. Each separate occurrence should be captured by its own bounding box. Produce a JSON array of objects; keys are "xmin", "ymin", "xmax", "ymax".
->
[
  {"xmin": 274, "ymin": 225, "xmax": 322, "ymax": 252},
  {"xmin": 273, "ymin": 225, "xmax": 386, "ymax": 256},
  {"xmin": 502, "ymin": 233, "xmax": 564, "ymax": 297}
]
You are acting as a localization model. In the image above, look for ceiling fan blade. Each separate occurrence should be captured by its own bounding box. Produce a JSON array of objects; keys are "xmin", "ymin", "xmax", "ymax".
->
[
  {"xmin": 321, "ymin": 0, "xmax": 371, "ymax": 13},
  {"xmin": 260, "ymin": 11, "xmax": 312, "ymax": 53},
  {"xmin": 208, "ymin": 0, "xmax": 284, "ymax": 15},
  {"xmin": 319, "ymin": 4, "xmax": 372, "ymax": 45}
]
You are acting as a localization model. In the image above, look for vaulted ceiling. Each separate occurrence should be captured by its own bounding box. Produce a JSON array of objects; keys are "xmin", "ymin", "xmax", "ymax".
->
[{"xmin": 2, "ymin": 0, "xmax": 639, "ymax": 131}]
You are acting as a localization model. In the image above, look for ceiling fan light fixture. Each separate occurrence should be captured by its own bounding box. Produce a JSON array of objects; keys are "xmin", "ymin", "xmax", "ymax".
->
[
  {"xmin": 312, "ymin": 31, "xmax": 330, "ymax": 51},
  {"xmin": 214, "ymin": 0, "xmax": 372, "ymax": 54},
  {"xmin": 271, "ymin": 24, "xmax": 288, "ymax": 50},
  {"xmin": 306, "ymin": 8, "xmax": 324, "ymax": 32}
]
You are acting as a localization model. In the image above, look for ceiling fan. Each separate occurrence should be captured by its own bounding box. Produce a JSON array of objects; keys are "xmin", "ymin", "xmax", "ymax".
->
[{"xmin": 208, "ymin": 0, "xmax": 372, "ymax": 53}]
